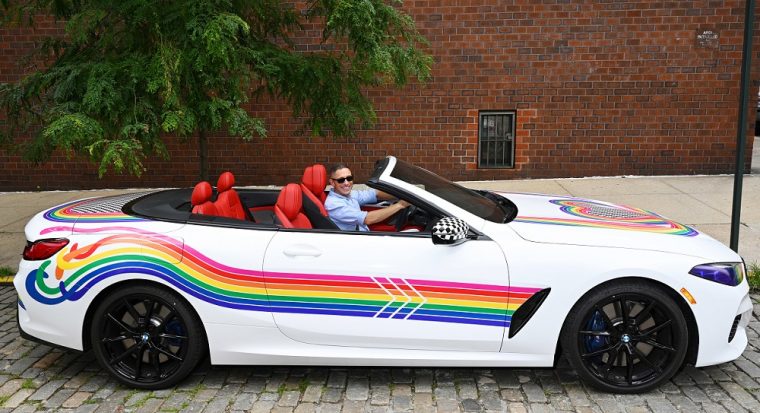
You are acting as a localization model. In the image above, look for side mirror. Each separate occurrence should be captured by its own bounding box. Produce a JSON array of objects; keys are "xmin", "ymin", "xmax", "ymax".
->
[{"xmin": 432, "ymin": 217, "xmax": 470, "ymax": 246}]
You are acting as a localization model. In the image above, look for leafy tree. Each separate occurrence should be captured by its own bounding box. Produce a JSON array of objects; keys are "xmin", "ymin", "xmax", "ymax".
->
[{"xmin": 0, "ymin": 0, "xmax": 432, "ymax": 179}]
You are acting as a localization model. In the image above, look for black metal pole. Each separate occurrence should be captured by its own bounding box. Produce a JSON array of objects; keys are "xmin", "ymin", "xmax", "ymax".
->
[{"xmin": 730, "ymin": 0, "xmax": 755, "ymax": 252}]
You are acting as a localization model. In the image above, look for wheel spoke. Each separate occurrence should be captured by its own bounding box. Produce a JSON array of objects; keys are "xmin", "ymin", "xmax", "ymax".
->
[
  {"xmin": 158, "ymin": 333, "xmax": 187, "ymax": 341},
  {"xmin": 642, "ymin": 338, "xmax": 677, "ymax": 352},
  {"xmin": 101, "ymin": 334, "xmax": 129, "ymax": 343},
  {"xmin": 154, "ymin": 345, "xmax": 184, "ymax": 362},
  {"xmin": 109, "ymin": 342, "xmax": 139, "ymax": 365},
  {"xmin": 106, "ymin": 313, "xmax": 136, "ymax": 335},
  {"xmin": 634, "ymin": 300, "xmax": 655, "ymax": 325},
  {"xmin": 144, "ymin": 299, "xmax": 156, "ymax": 322},
  {"xmin": 133, "ymin": 345, "xmax": 145, "ymax": 380},
  {"xmin": 640, "ymin": 319, "xmax": 672, "ymax": 337},
  {"xmin": 150, "ymin": 347, "xmax": 162, "ymax": 378},
  {"xmin": 619, "ymin": 297, "xmax": 630, "ymax": 325},
  {"xmin": 633, "ymin": 344, "xmax": 663, "ymax": 374},
  {"xmin": 602, "ymin": 346, "xmax": 623, "ymax": 379},
  {"xmin": 123, "ymin": 299, "xmax": 142, "ymax": 326},
  {"xmin": 625, "ymin": 350, "xmax": 634, "ymax": 385},
  {"xmin": 579, "ymin": 330, "xmax": 612, "ymax": 337},
  {"xmin": 582, "ymin": 342, "xmax": 619, "ymax": 359}
]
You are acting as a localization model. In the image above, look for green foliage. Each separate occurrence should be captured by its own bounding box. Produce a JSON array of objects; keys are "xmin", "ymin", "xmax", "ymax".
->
[
  {"xmin": 298, "ymin": 378, "xmax": 310, "ymax": 393},
  {"xmin": 748, "ymin": 262, "xmax": 760, "ymax": 291},
  {"xmin": 1, "ymin": 0, "xmax": 432, "ymax": 178},
  {"xmin": 0, "ymin": 266, "xmax": 14, "ymax": 276}
]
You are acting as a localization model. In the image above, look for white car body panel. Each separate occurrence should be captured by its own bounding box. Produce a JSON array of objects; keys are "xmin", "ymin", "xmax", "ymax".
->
[
  {"xmin": 262, "ymin": 231, "xmax": 510, "ymax": 352},
  {"xmin": 178, "ymin": 224, "xmax": 278, "ymax": 327},
  {"xmin": 205, "ymin": 323, "xmax": 552, "ymax": 367}
]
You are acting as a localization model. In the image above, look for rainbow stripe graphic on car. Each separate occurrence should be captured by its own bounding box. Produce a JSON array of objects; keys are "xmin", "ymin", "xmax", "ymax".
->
[
  {"xmin": 515, "ymin": 199, "xmax": 698, "ymax": 236},
  {"xmin": 26, "ymin": 227, "xmax": 540, "ymax": 328},
  {"xmin": 43, "ymin": 193, "xmax": 147, "ymax": 223}
]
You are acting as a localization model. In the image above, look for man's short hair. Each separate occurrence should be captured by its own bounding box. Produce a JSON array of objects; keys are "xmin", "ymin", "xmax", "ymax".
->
[{"xmin": 328, "ymin": 163, "xmax": 349, "ymax": 178}]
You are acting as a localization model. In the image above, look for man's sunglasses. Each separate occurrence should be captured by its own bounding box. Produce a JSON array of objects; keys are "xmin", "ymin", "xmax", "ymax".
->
[{"xmin": 331, "ymin": 175, "xmax": 354, "ymax": 184}]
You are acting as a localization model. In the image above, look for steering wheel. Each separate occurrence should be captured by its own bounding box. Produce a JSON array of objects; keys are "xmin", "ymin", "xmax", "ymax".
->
[{"xmin": 395, "ymin": 204, "xmax": 417, "ymax": 231}]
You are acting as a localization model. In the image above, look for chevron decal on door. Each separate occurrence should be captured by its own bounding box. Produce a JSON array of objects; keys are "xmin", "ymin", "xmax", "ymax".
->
[{"xmin": 371, "ymin": 277, "xmax": 428, "ymax": 319}]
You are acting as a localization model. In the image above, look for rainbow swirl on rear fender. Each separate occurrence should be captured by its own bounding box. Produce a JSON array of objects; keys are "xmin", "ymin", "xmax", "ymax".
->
[
  {"xmin": 516, "ymin": 199, "xmax": 698, "ymax": 236},
  {"xmin": 26, "ymin": 227, "xmax": 540, "ymax": 328}
]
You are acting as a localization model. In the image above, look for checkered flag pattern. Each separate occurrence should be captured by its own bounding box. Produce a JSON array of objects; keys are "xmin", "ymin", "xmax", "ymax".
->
[
  {"xmin": 432, "ymin": 217, "xmax": 469, "ymax": 243},
  {"xmin": 70, "ymin": 192, "xmax": 152, "ymax": 214}
]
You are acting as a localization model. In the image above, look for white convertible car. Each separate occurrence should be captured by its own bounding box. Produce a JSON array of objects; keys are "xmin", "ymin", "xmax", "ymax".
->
[{"xmin": 14, "ymin": 157, "xmax": 750, "ymax": 393}]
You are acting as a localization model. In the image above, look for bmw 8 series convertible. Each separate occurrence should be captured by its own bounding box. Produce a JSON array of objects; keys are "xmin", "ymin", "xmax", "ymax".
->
[{"xmin": 14, "ymin": 157, "xmax": 750, "ymax": 393}]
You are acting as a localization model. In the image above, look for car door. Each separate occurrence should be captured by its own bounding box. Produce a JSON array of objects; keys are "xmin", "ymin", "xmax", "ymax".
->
[
  {"xmin": 262, "ymin": 230, "xmax": 510, "ymax": 352},
  {"xmin": 179, "ymin": 220, "xmax": 278, "ymax": 327}
]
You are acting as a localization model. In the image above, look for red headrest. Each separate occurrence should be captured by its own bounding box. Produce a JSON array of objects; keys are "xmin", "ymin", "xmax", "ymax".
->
[
  {"xmin": 191, "ymin": 181, "xmax": 213, "ymax": 206},
  {"xmin": 302, "ymin": 164, "xmax": 327, "ymax": 198},
  {"xmin": 276, "ymin": 183, "xmax": 303, "ymax": 220},
  {"xmin": 217, "ymin": 171, "xmax": 235, "ymax": 192}
]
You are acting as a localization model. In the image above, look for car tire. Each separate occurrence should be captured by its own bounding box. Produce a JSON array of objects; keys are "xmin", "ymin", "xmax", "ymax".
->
[
  {"xmin": 90, "ymin": 284, "xmax": 206, "ymax": 389},
  {"xmin": 560, "ymin": 280, "xmax": 688, "ymax": 393}
]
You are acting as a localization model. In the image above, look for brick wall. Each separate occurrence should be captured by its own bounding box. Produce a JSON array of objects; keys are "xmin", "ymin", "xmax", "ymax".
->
[{"xmin": 0, "ymin": 1, "xmax": 758, "ymax": 190}]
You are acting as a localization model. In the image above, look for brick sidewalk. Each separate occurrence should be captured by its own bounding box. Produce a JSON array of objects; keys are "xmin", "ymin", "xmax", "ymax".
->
[{"xmin": 1, "ymin": 286, "xmax": 759, "ymax": 412}]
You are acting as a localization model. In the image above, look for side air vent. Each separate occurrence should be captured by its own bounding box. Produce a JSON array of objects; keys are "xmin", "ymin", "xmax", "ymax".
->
[
  {"xmin": 728, "ymin": 314, "xmax": 741, "ymax": 342},
  {"xmin": 508, "ymin": 288, "xmax": 551, "ymax": 339}
]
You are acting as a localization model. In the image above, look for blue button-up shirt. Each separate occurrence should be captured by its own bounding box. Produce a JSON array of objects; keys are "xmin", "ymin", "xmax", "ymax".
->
[{"xmin": 325, "ymin": 189, "xmax": 378, "ymax": 231}]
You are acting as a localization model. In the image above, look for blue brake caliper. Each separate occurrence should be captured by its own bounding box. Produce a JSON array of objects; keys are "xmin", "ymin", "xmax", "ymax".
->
[
  {"xmin": 584, "ymin": 310, "xmax": 609, "ymax": 356},
  {"xmin": 165, "ymin": 320, "xmax": 185, "ymax": 347}
]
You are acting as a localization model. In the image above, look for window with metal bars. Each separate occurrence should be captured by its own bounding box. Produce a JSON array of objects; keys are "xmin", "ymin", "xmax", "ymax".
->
[{"xmin": 478, "ymin": 111, "xmax": 515, "ymax": 168}]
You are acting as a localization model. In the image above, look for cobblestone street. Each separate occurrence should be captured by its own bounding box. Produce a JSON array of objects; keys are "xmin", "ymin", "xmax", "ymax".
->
[{"xmin": 1, "ymin": 286, "xmax": 759, "ymax": 412}]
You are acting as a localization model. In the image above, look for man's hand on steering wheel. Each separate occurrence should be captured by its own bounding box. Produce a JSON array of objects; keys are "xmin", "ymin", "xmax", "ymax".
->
[{"xmin": 394, "ymin": 200, "xmax": 416, "ymax": 231}]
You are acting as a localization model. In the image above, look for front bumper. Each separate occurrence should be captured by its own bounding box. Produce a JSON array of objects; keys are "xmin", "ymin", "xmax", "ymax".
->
[{"xmin": 693, "ymin": 288, "xmax": 752, "ymax": 367}]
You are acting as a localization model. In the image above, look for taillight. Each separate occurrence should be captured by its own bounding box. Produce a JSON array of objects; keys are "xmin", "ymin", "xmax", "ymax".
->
[{"xmin": 23, "ymin": 238, "xmax": 70, "ymax": 261}]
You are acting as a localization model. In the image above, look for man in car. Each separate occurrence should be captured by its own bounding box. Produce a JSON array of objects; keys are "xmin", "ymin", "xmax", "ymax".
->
[{"xmin": 326, "ymin": 163, "xmax": 410, "ymax": 231}]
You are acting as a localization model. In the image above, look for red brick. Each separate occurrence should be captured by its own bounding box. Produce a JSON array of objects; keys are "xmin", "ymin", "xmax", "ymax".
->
[{"xmin": 0, "ymin": 1, "xmax": 757, "ymax": 190}]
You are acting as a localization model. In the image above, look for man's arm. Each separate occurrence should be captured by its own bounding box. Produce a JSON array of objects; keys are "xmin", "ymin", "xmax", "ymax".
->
[
  {"xmin": 375, "ymin": 189, "xmax": 397, "ymax": 201},
  {"xmin": 364, "ymin": 200, "xmax": 411, "ymax": 225}
]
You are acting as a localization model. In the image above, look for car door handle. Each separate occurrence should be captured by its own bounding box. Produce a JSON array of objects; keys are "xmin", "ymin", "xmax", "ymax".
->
[{"xmin": 282, "ymin": 245, "xmax": 322, "ymax": 258}]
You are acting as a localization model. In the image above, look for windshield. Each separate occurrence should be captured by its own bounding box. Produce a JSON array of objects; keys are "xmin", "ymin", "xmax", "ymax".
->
[{"xmin": 389, "ymin": 159, "xmax": 511, "ymax": 222}]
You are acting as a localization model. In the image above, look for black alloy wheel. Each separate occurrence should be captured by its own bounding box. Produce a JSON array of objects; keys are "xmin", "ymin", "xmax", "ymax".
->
[
  {"xmin": 561, "ymin": 281, "xmax": 688, "ymax": 393},
  {"xmin": 91, "ymin": 285, "xmax": 205, "ymax": 389}
]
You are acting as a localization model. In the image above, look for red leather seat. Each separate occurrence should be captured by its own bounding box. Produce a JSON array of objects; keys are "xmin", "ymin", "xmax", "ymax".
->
[
  {"xmin": 215, "ymin": 171, "xmax": 247, "ymax": 220},
  {"xmin": 191, "ymin": 181, "xmax": 219, "ymax": 215},
  {"xmin": 274, "ymin": 184, "xmax": 312, "ymax": 229},
  {"xmin": 301, "ymin": 164, "xmax": 328, "ymax": 216}
]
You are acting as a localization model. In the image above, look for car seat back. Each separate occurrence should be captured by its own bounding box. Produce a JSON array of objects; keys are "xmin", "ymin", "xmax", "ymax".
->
[
  {"xmin": 300, "ymin": 164, "xmax": 328, "ymax": 216},
  {"xmin": 301, "ymin": 192, "xmax": 339, "ymax": 230},
  {"xmin": 191, "ymin": 181, "xmax": 219, "ymax": 215},
  {"xmin": 215, "ymin": 171, "xmax": 247, "ymax": 220},
  {"xmin": 274, "ymin": 184, "xmax": 312, "ymax": 229}
]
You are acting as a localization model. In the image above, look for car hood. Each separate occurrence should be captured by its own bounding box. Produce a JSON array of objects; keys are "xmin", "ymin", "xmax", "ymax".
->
[{"xmin": 500, "ymin": 192, "xmax": 739, "ymax": 261}]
